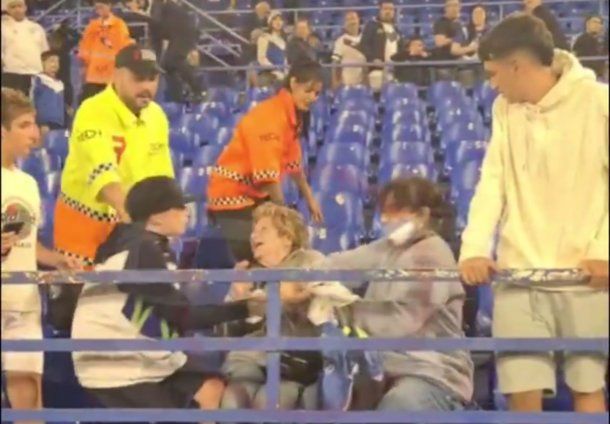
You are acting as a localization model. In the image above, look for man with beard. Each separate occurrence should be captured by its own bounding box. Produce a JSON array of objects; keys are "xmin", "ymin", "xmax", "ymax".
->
[
  {"xmin": 55, "ymin": 44, "xmax": 173, "ymax": 269},
  {"xmin": 360, "ymin": 0, "xmax": 402, "ymax": 92}
]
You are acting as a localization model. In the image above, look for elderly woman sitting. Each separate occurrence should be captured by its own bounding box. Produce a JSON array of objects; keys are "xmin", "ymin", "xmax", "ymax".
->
[{"xmin": 220, "ymin": 202, "xmax": 324, "ymax": 413}]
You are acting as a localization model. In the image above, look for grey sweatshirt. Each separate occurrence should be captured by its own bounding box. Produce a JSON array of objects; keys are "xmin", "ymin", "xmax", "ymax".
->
[{"xmin": 323, "ymin": 233, "xmax": 474, "ymax": 403}]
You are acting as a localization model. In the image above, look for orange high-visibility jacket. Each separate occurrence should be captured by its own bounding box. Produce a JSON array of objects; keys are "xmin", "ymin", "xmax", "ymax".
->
[
  {"xmin": 79, "ymin": 14, "xmax": 132, "ymax": 84},
  {"xmin": 207, "ymin": 89, "xmax": 303, "ymax": 211}
]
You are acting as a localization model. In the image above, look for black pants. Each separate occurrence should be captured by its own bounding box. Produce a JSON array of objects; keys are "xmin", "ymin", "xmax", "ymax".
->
[
  {"xmin": 1, "ymin": 73, "xmax": 33, "ymax": 96},
  {"xmin": 164, "ymin": 41, "xmax": 203, "ymax": 103},
  {"xmin": 79, "ymin": 83, "xmax": 106, "ymax": 104},
  {"xmin": 208, "ymin": 206, "xmax": 256, "ymax": 263}
]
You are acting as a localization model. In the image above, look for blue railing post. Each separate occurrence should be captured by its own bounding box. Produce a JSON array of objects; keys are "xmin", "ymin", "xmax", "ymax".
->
[{"xmin": 266, "ymin": 280, "xmax": 281, "ymax": 410}]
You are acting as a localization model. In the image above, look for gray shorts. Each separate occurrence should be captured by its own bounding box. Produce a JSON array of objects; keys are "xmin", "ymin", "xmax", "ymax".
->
[{"xmin": 493, "ymin": 285, "xmax": 608, "ymax": 396}]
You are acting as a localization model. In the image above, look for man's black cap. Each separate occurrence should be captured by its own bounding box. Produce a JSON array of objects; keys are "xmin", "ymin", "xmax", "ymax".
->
[
  {"xmin": 115, "ymin": 44, "xmax": 164, "ymax": 77},
  {"xmin": 126, "ymin": 176, "xmax": 194, "ymax": 222}
]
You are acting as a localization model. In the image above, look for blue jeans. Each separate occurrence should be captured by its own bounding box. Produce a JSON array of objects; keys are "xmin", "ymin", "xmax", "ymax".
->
[{"xmin": 378, "ymin": 376, "xmax": 465, "ymax": 412}]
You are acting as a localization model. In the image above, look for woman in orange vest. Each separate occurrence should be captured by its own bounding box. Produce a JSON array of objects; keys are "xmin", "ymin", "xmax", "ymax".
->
[
  {"xmin": 78, "ymin": 0, "xmax": 132, "ymax": 103},
  {"xmin": 207, "ymin": 61, "xmax": 325, "ymax": 262}
]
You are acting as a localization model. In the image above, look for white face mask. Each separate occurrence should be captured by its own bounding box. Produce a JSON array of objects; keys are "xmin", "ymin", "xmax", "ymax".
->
[{"xmin": 382, "ymin": 219, "xmax": 422, "ymax": 246}]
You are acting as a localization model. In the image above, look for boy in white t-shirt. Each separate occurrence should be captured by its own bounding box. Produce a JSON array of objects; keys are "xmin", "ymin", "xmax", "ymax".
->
[{"xmin": 1, "ymin": 87, "xmax": 80, "ymax": 417}]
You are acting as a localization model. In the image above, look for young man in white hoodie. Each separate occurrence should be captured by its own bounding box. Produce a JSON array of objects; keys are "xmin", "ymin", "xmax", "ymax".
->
[{"xmin": 459, "ymin": 14, "xmax": 608, "ymax": 413}]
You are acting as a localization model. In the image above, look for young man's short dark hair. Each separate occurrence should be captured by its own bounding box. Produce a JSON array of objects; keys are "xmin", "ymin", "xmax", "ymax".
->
[
  {"xmin": 41, "ymin": 50, "xmax": 60, "ymax": 62},
  {"xmin": 1, "ymin": 87, "xmax": 35, "ymax": 129},
  {"xmin": 478, "ymin": 13, "xmax": 555, "ymax": 66}
]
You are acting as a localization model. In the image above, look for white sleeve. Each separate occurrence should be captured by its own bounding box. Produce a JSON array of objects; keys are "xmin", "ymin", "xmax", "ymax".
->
[
  {"xmin": 459, "ymin": 99, "xmax": 507, "ymax": 261},
  {"xmin": 38, "ymin": 24, "xmax": 49, "ymax": 52},
  {"xmin": 332, "ymin": 37, "xmax": 343, "ymax": 62}
]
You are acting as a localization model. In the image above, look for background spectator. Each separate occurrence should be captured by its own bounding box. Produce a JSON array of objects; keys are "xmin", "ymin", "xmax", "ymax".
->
[
  {"xmin": 244, "ymin": 0, "xmax": 271, "ymax": 46},
  {"xmin": 332, "ymin": 10, "xmax": 365, "ymax": 88},
  {"xmin": 257, "ymin": 11, "xmax": 286, "ymax": 85},
  {"xmin": 523, "ymin": 0, "xmax": 569, "ymax": 50},
  {"xmin": 158, "ymin": 0, "xmax": 204, "ymax": 103},
  {"xmin": 433, "ymin": 0, "xmax": 478, "ymax": 60},
  {"xmin": 360, "ymin": 0, "xmax": 401, "ymax": 92},
  {"xmin": 32, "ymin": 50, "xmax": 65, "ymax": 140},
  {"xmin": 119, "ymin": 0, "xmax": 153, "ymax": 44},
  {"xmin": 47, "ymin": 19, "xmax": 79, "ymax": 113},
  {"xmin": 1, "ymin": 0, "xmax": 49, "ymax": 96},
  {"xmin": 573, "ymin": 15, "xmax": 605, "ymax": 77},
  {"xmin": 286, "ymin": 17, "xmax": 317, "ymax": 66},
  {"xmin": 78, "ymin": 0, "xmax": 132, "ymax": 103},
  {"xmin": 467, "ymin": 4, "xmax": 489, "ymax": 45},
  {"xmin": 391, "ymin": 36, "xmax": 430, "ymax": 86}
]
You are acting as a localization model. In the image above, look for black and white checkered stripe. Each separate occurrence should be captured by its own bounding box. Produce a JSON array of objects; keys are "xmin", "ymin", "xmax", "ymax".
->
[
  {"xmin": 252, "ymin": 169, "xmax": 280, "ymax": 182},
  {"xmin": 208, "ymin": 195, "xmax": 254, "ymax": 208},
  {"xmin": 212, "ymin": 166, "xmax": 253, "ymax": 185},
  {"xmin": 59, "ymin": 193, "xmax": 119, "ymax": 223},
  {"xmin": 285, "ymin": 161, "xmax": 301, "ymax": 172},
  {"xmin": 55, "ymin": 248, "xmax": 95, "ymax": 266},
  {"xmin": 87, "ymin": 162, "xmax": 117, "ymax": 185}
]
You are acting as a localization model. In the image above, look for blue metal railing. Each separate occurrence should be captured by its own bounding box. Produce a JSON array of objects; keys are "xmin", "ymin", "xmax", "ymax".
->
[{"xmin": 1, "ymin": 268, "xmax": 608, "ymax": 422}]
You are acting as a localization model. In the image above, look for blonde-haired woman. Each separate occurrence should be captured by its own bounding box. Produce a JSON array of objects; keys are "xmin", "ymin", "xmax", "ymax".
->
[{"xmin": 221, "ymin": 202, "xmax": 324, "ymax": 413}]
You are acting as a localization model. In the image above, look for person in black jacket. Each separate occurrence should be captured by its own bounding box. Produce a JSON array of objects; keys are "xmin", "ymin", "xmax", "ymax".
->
[
  {"xmin": 391, "ymin": 36, "xmax": 430, "ymax": 86},
  {"xmin": 359, "ymin": 0, "xmax": 401, "ymax": 92},
  {"xmin": 72, "ymin": 176, "xmax": 265, "ymax": 410},
  {"xmin": 286, "ymin": 17, "xmax": 318, "ymax": 66},
  {"xmin": 523, "ymin": 0, "xmax": 569, "ymax": 50},
  {"xmin": 573, "ymin": 15, "xmax": 605, "ymax": 77}
]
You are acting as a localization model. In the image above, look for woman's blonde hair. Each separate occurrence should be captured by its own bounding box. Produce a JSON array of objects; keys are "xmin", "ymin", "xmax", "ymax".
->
[{"xmin": 252, "ymin": 202, "xmax": 310, "ymax": 251}]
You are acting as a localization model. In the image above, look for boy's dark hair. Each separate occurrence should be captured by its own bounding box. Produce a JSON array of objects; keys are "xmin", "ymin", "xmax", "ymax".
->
[
  {"xmin": 478, "ymin": 13, "xmax": 555, "ymax": 66},
  {"xmin": 1, "ymin": 88, "xmax": 35, "ymax": 129},
  {"xmin": 41, "ymin": 50, "xmax": 60, "ymax": 62},
  {"xmin": 379, "ymin": 177, "xmax": 455, "ymax": 241},
  {"xmin": 283, "ymin": 60, "xmax": 324, "ymax": 89}
]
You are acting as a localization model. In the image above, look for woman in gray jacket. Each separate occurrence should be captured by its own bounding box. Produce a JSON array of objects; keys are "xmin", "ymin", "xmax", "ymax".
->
[{"xmin": 324, "ymin": 177, "xmax": 475, "ymax": 412}]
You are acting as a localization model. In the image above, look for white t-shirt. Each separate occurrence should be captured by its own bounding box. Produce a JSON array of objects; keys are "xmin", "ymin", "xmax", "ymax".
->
[
  {"xmin": 1, "ymin": 166, "xmax": 41, "ymax": 311},
  {"xmin": 382, "ymin": 22, "xmax": 399, "ymax": 62},
  {"xmin": 332, "ymin": 33, "xmax": 366, "ymax": 86},
  {"xmin": 1, "ymin": 15, "xmax": 49, "ymax": 75}
]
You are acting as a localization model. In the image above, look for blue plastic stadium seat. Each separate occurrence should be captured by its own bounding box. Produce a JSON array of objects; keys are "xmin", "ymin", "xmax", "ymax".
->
[
  {"xmin": 171, "ymin": 150, "xmax": 185, "ymax": 172},
  {"xmin": 311, "ymin": 164, "xmax": 366, "ymax": 196},
  {"xmin": 378, "ymin": 162, "xmax": 436, "ymax": 184},
  {"xmin": 214, "ymin": 126, "xmax": 233, "ymax": 146},
  {"xmin": 332, "ymin": 110, "xmax": 374, "ymax": 131},
  {"xmin": 160, "ymin": 102, "xmax": 184, "ymax": 124},
  {"xmin": 474, "ymin": 81, "xmax": 498, "ymax": 111},
  {"xmin": 380, "ymin": 142, "xmax": 434, "ymax": 167},
  {"xmin": 310, "ymin": 228, "xmax": 359, "ymax": 255},
  {"xmin": 334, "ymin": 97, "xmax": 378, "ymax": 117},
  {"xmin": 381, "ymin": 82, "xmax": 419, "ymax": 105},
  {"xmin": 182, "ymin": 114, "xmax": 221, "ymax": 146},
  {"xmin": 450, "ymin": 159, "xmax": 483, "ymax": 200},
  {"xmin": 192, "ymin": 101, "xmax": 230, "ymax": 120},
  {"xmin": 193, "ymin": 145, "xmax": 223, "ymax": 168},
  {"xmin": 170, "ymin": 128, "xmax": 195, "ymax": 154},
  {"xmin": 207, "ymin": 86, "xmax": 239, "ymax": 111},
  {"xmin": 454, "ymin": 188, "xmax": 475, "ymax": 232},
  {"xmin": 382, "ymin": 107, "xmax": 425, "ymax": 129},
  {"xmin": 40, "ymin": 171, "xmax": 61, "ymax": 199},
  {"xmin": 300, "ymin": 191, "xmax": 365, "ymax": 234},
  {"xmin": 38, "ymin": 197, "xmax": 56, "ymax": 246},
  {"xmin": 333, "ymin": 85, "xmax": 373, "ymax": 106},
  {"xmin": 178, "ymin": 166, "xmax": 209, "ymax": 200},
  {"xmin": 384, "ymin": 122, "xmax": 428, "ymax": 144},
  {"xmin": 427, "ymin": 80, "xmax": 465, "ymax": 104},
  {"xmin": 247, "ymin": 86, "xmax": 276, "ymax": 104},
  {"xmin": 21, "ymin": 149, "xmax": 62, "ymax": 182},
  {"xmin": 195, "ymin": 225, "xmax": 236, "ymax": 270},
  {"xmin": 441, "ymin": 121, "xmax": 487, "ymax": 148},
  {"xmin": 185, "ymin": 202, "xmax": 208, "ymax": 239},
  {"xmin": 44, "ymin": 129, "xmax": 69, "ymax": 159},
  {"xmin": 444, "ymin": 140, "xmax": 487, "ymax": 175},
  {"xmin": 328, "ymin": 124, "xmax": 370, "ymax": 145},
  {"xmin": 282, "ymin": 177, "xmax": 300, "ymax": 206},
  {"xmin": 316, "ymin": 143, "xmax": 368, "ymax": 169}
]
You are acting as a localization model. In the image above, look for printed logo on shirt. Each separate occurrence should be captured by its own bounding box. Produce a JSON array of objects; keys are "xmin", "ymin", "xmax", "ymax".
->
[
  {"xmin": 112, "ymin": 136, "xmax": 127, "ymax": 163},
  {"xmin": 77, "ymin": 129, "xmax": 102, "ymax": 143},
  {"xmin": 1, "ymin": 198, "xmax": 36, "ymax": 242},
  {"xmin": 259, "ymin": 133, "xmax": 280, "ymax": 143},
  {"xmin": 149, "ymin": 142, "xmax": 165, "ymax": 155}
]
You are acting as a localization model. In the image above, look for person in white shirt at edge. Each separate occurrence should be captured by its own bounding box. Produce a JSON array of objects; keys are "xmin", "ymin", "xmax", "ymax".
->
[
  {"xmin": 360, "ymin": 1, "xmax": 400, "ymax": 92},
  {"xmin": 331, "ymin": 10, "xmax": 366, "ymax": 89},
  {"xmin": 458, "ymin": 14, "xmax": 609, "ymax": 414},
  {"xmin": 1, "ymin": 88, "xmax": 81, "ymax": 421},
  {"xmin": 1, "ymin": 0, "xmax": 49, "ymax": 96}
]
